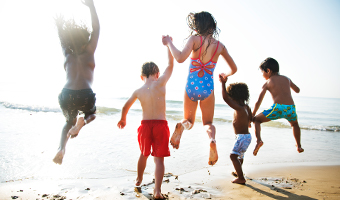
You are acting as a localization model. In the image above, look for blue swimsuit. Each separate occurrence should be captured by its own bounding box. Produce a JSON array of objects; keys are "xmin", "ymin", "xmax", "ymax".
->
[{"xmin": 186, "ymin": 37, "xmax": 220, "ymax": 101}]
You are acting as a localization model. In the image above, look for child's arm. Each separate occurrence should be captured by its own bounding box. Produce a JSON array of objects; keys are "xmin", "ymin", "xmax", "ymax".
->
[
  {"xmin": 117, "ymin": 91, "xmax": 138, "ymax": 129},
  {"xmin": 219, "ymin": 74, "xmax": 242, "ymax": 111},
  {"xmin": 82, "ymin": 0, "xmax": 100, "ymax": 53},
  {"xmin": 290, "ymin": 79, "xmax": 300, "ymax": 93},
  {"xmin": 162, "ymin": 35, "xmax": 194, "ymax": 63},
  {"xmin": 252, "ymin": 83, "xmax": 268, "ymax": 117},
  {"xmin": 158, "ymin": 38, "xmax": 175, "ymax": 86},
  {"xmin": 220, "ymin": 44, "xmax": 237, "ymax": 77},
  {"xmin": 246, "ymin": 105, "xmax": 252, "ymax": 128}
]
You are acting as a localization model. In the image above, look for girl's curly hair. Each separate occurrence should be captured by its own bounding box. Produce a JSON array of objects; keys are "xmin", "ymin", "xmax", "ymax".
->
[
  {"xmin": 226, "ymin": 83, "xmax": 250, "ymax": 104},
  {"xmin": 141, "ymin": 62, "xmax": 159, "ymax": 78},
  {"xmin": 186, "ymin": 11, "xmax": 220, "ymax": 60},
  {"xmin": 55, "ymin": 15, "xmax": 90, "ymax": 54}
]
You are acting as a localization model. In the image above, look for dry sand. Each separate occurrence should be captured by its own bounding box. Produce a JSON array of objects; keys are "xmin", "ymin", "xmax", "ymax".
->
[{"xmin": 0, "ymin": 164, "xmax": 339, "ymax": 200}]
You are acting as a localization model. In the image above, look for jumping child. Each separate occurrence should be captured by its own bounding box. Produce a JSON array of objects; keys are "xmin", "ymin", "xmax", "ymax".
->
[
  {"xmin": 252, "ymin": 57, "xmax": 304, "ymax": 156},
  {"xmin": 53, "ymin": 0, "xmax": 100, "ymax": 164},
  {"xmin": 117, "ymin": 38, "xmax": 174, "ymax": 199},
  {"xmin": 220, "ymin": 74, "xmax": 252, "ymax": 184},
  {"xmin": 162, "ymin": 11, "xmax": 238, "ymax": 165}
]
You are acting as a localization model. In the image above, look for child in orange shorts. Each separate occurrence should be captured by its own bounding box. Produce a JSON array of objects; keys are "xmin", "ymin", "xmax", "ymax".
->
[{"xmin": 117, "ymin": 36, "xmax": 174, "ymax": 199}]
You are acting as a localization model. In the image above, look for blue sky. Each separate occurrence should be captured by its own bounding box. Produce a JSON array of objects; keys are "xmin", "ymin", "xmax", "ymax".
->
[{"xmin": 1, "ymin": 0, "xmax": 339, "ymax": 101}]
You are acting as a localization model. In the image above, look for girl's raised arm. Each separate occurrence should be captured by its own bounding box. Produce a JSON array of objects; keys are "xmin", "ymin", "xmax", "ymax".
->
[
  {"xmin": 163, "ymin": 35, "xmax": 194, "ymax": 63},
  {"xmin": 83, "ymin": 0, "xmax": 100, "ymax": 53}
]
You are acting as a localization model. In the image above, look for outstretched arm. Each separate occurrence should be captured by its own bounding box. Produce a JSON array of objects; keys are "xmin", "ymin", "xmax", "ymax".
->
[
  {"xmin": 158, "ymin": 37, "xmax": 175, "ymax": 86},
  {"xmin": 220, "ymin": 44, "xmax": 237, "ymax": 77},
  {"xmin": 82, "ymin": 0, "xmax": 100, "ymax": 53},
  {"xmin": 162, "ymin": 35, "xmax": 194, "ymax": 63},
  {"xmin": 117, "ymin": 92, "xmax": 138, "ymax": 129},
  {"xmin": 252, "ymin": 83, "xmax": 267, "ymax": 117},
  {"xmin": 219, "ymin": 74, "xmax": 242, "ymax": 111}
]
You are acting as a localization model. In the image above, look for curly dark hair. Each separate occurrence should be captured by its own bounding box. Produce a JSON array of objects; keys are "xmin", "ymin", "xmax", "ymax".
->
[
  {"xmin": 141, "ymin": 62, "xmax": 159, "ymax": 78},
  {"xmin": 186, "ymin": 11, "xmax": 220, "ymax": 60},
  {"xmin": 259, "ymin": 57, "xmax": 279, "ymax": 74},
  {"xmin": 55, "ymin": 15, "xmax": 91, "ymax": 54},
  {"xmin": 226, "ymin": 83, "xmax": 250, "ymax": 104}
]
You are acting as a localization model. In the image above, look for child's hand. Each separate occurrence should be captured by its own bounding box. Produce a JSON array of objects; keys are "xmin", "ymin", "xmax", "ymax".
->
[
  {"xmin": 162, "ymin": 35, "xmax": 172, "ymax": 46},
  {"xmin": 81, "ymin": 0, "xmax": 94, "ymax": 7},
  {"xmin": 219, "ymin": 73, "xmax": 228, "ymax": 83},
  {"xmin": 117, "ymin": 120, "xmax": 126, "ymax": 129}
]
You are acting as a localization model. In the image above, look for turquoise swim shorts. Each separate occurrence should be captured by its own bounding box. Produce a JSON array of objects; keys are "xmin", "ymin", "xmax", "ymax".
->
[{"xmin": 262, "ymin": 103, "xmax": 297, "ymax": 122}]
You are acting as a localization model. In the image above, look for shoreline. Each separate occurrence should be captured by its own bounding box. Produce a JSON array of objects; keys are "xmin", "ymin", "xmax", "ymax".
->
[{"xmin": 1, "ymin": 163, "xmax": 339, "ymax": 200}]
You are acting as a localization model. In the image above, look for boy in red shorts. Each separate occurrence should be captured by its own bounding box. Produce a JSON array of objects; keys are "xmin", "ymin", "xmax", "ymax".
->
[{"xmin": 117, "ymin": 36, "xmax": 174, "ymax": 199}]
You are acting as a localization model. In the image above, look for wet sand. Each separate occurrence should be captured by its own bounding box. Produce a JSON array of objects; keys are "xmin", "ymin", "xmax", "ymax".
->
[{"xmin": 1, "ymin": 164, "xmax": 339, "ymax": 200}]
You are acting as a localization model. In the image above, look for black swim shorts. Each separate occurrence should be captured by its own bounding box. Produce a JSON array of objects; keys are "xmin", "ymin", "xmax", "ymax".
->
[{"xmin": 58, "ymin": 88, "xmax": 96, "ymax": 122}]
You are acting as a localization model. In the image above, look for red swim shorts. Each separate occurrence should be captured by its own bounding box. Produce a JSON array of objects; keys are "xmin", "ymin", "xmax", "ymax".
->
[{"xmin": 137, "ymin": 120, "xmax": 170, "ymax": 157}]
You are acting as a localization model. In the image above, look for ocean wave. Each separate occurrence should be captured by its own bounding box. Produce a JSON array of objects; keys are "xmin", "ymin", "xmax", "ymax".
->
[{"xmin": 0, "ymin": 101, "xmax": 61, "ymax": 113}]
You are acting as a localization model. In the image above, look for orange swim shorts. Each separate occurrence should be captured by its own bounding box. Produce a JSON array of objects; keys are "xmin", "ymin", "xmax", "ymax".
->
[{"xmin": 137, "ymin": 120, "xmax": 170, "ymax": 157}]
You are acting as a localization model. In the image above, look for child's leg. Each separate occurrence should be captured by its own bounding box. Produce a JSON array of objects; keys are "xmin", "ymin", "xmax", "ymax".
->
[
  {"xmin": 200, "ymin": 92, "xmax": 218, "ymax": 165},
  {"xmin": 153, "ymin": 157, "xmax": 165, "ymax": 199},
  {"xmin": 170, "ymin": 92, "xmax": 198, "ymax": 149},
  {"xmin": 230, "ymin": 154, "xmax": 246, "ymax": 184},
  {"xmin": 53, "ymin": 119, "xmax": 76, "ymax": 164},
  {"xmin": 232, "ymin": 158, "xmax": 244, "ymax": 177},
  {"xmin": 68, "ymin": 113, "xmax": 96, "ymax": 138},
  {"xmin": 136, "ymin": 153, "xmax": 148, "ymax": 186},
  {"xmin": 288, "ymin": 120, "xmax": 304, "ymax": 153},
  {"xmin": 253, "ymin": 113, "xmax": 270, "ymax": 156}
]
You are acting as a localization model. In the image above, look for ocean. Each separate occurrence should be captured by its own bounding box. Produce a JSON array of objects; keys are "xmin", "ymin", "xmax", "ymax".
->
[{"xmin": 0, "ymin": 86, "xmax": 340, "ymax": 183}]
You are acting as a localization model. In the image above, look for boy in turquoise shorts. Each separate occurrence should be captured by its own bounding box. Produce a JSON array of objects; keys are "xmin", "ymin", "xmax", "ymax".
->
[{"xmin": 252, "ymin": 57, "xmax": 304, "ymax": 156}]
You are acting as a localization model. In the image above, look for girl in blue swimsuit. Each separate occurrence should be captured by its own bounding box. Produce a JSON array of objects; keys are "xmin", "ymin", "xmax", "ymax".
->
[{"xmin": 162, "ymin": 11, "xmax": 238, "ymax": 165}]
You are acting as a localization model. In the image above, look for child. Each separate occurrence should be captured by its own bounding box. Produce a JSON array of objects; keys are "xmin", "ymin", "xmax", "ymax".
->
[
  {"xmin": 53, "ymin": 0, "xmax": 100, "ymax": 165},
  {"xmin": 219, "ymin": 74, "xmax": 252, "ymax": 184},
  {"xmin": 162, "ymin": 11, "xmax": 237, "ymax": 166},
  {"xmin": 252, "ymin": 57, "xmax": 304, "ymax": 156},
  {"xmin": 117, "ymin": 38, "xmax": 174, "ymax": 199}
]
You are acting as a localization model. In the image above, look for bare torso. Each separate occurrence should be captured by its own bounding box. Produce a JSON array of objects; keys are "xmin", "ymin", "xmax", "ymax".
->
[
  {"xmin": 63, "ymin": 50, "xmax": 95, "ymax": 90},
  {"xmin": 266, "ymin": 75, "xmax": 295, "ymax": 105},
  {"xmin": 233, "ymin": 104, "xmax": 251, "ymax": 134},
  {"xmin": 136, "ymin": 80, "xmax": 167, "ymax": 120}
]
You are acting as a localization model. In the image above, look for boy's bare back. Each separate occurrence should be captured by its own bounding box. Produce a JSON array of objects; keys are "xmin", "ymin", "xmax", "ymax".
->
[
  {"xmin": 264, "ymin": 75, "xmax": 300, "ymax": 105},
  {"xmin": 135, "ymin": 79, "xmax": 167, "ymax": 120},
  {"xmin": 64, "ymin": 52, "xmax": 95, "ymax": 90},
  {"xmin": 232, "ymin": 105, "xmax": 252, "ymax": 134}
]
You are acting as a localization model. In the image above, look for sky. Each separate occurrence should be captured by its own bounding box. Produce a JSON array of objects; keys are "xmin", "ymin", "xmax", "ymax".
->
[{"xmin": 0, "ymin": 0, "xmax": 340, "ymax": 103}]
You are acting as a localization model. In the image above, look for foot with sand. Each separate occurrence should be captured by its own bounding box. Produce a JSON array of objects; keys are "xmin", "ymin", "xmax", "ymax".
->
[
  {"xmin": 53, "ymin": 148, "xmax": 65, "ymax": 165},
  {"xmin": 253, "ymin": 141, "xmax": 263, "ymax": 156},
  {"xmin": 208, "ymin": 140, "xmax": 218, "ymax": 165},
  {"xmin": 232, "ymin": 177, "xmax": 246, "ymax": 185},
  {"xmin": 68, "ymin": 117, "xmax": 85, "ymax": 138},
  {"xmin": 170, "ymin": 122, "xmax": 184, "ymax": 149},
  {"xmin": 153, "ymin": 191, "xmax": 166, "ymax": 199}
]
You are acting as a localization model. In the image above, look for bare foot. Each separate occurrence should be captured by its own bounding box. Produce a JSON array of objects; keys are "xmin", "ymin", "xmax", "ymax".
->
[
  {"xmin": 170, "ymin": 123, "xmax": 184, "ymax": 149},
  {"xmin": 53, "ymin": 149, "xmax": 65, "ymax": 165},
  {"xmin": 297, "ymin": 147, "xmax": 304, "ymax": 153},
  {"xmin": 153, "ymin": 192, "xmax": 165, "ymax": 199},
  {"xmin": 232, "ymin": 178, "xmax": 246, "ymax": 185},
  {"xmin": 208, "ymin": 140, "xmax": 218, "ymax": 165},
  {"xmin": 253, "ymin": 141, "xmax": 264, "ymax": 156},
  {"xmin": 68, "ymin": 117, "xmax": 85, "ymax": 138},
  {"xmin": 135, "ymin": 178, "xmax": 142, "ymax": 186}
]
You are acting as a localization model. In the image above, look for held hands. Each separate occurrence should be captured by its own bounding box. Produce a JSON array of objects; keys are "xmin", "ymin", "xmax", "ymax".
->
[
  {"xmin": 117, "ymin": 119, "xmax": 126, "ymax": 129},
  {"xmin": 162, "ymin": 35, "xmax": 172, "ymax": 46},
  {"xmin": 219, "ymin": 73, "xmax": 228, "ymax": 83}
]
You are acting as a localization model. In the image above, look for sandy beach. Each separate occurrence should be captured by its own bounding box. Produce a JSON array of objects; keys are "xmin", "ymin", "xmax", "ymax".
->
[{"xmin": 1, "ymin": 163, "xmax": 339, "ymax": 200}]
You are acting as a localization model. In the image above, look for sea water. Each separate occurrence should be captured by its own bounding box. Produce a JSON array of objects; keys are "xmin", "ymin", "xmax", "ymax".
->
[{"xmin": 0, "ymin": 86, "xmax": 340, "ymax": 183}]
